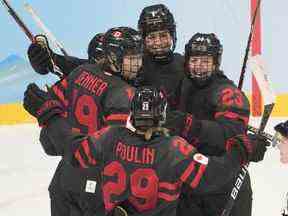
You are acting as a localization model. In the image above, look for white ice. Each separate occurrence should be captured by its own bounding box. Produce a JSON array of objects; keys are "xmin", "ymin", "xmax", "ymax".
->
[{"xmin": 0, "ymin": 118, "xmax": 287, "ymax": 216}]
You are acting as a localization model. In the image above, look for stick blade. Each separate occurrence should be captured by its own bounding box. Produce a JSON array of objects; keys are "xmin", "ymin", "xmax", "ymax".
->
[{"xmin": 249, "ymin": 54, "xmax": 276, "ymax": 106}]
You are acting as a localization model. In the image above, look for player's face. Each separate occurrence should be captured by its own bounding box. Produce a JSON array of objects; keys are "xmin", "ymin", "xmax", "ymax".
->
[
  {"xmin": 187, "ymin": 56, "xmax": 215, "ymax": 74},
  {"xmin": 278, "ymin": 136, "xmax": 288, "ymax": 164},
  {"xmin": 144, "ymin": 30, "xmax": 172, "ymax": 55},
  {"xmin": 122, "ymin": 53, "xmax": 143, "ymax": 80}
]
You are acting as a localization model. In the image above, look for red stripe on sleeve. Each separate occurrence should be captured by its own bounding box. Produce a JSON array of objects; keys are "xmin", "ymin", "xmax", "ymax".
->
[
  {"xmin": 81, "ymin": 140, "xmax": 97, "ymax": 165},
  {"xmin": 190, "ymin": 164, "xmax": 207, "ymax": 189},
  {"xmin": 159, "ymin": 181, "xmax": 181, "ymax": 191},
  {"xmin": 125, "ymin": 87, "xmax": 134, "ymax": 102},
  {"xmin": 60, "ymin": 78, "xmax": 68, "ymax": 89},
  {"xmin": 92, "ymin": 126, "xmax": 111, "ymax": 139},
  {"xmin": 52, "ymin": 85, "xmax": 68, "ymax": 107},
  {"xmin": 105, "ymin": 114, "xmax": 129, "ymax": 122},
  {"xmin": 180, "ymin": 161, "xmax": 196, "ymax": 183},
  {"xmin": 74, "ymin": 150, "xmax": 88, "ymax": 168},
  {"xmin": 181, "ymin": 114, "xmax": 193, "ymax": 138},
  {"xmin": 158, "ymin": 192, "xmax": 180, "ymax": 202},
  {"xmin": 214, "ymin": 111, "xmax": 249, "ymax": 125}
]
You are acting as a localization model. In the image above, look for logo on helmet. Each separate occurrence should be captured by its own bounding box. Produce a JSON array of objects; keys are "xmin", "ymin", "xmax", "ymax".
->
[{"xmin": 112, "ymin": 31, "xmax": 123, "ymax": 39}]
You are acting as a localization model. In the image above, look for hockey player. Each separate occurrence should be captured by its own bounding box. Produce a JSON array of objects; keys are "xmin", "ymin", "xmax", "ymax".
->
[
  {"xmin": 23, "ymin": 85, "xmax": 254, "ymax": 216},
  {"xmin": 26, "ymin": 27, "xmax": 143, "ymax": 216},
  {"xmin": 28, "ymin": 33, "xmax": 105, "ymax": 77},
  {"xmin": 275, "ymin": 121, "xmax": 288, "ymax": 164},
  {"xmin": 30, "ymin": 3, "xmax": 183, "ymax": 110},
  {"xmin": 138, "ymin": 4, "xmax": 184, "ymax": 110},
  {"xmin": 165, "ymin": 33, "xmax": 268, "ymax": 216}
]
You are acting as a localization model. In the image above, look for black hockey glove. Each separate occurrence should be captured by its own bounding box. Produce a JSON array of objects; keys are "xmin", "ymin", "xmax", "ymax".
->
[
  {"xmin": 247, "ymin": 133, "xmax": 269, "ymax": 162},
  {"xmin": 23, "ymin": 83, "xmax": 64, "ymax": 126},
  {"xmin": 226, "ymin": 134, "xmax": 254, "ymax": 165},
  {"xmin": 27, "ymin": 35, "xmax": 55, "ymax": 75}
]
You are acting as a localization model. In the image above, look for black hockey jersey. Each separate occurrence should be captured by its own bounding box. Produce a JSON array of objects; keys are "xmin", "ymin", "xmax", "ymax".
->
[
  {"xmin": 40, "ymin": 63, "xmax": 134, "ymax": 215},
  {"xmin": 44, "ymin": 118, "xmax": 244, "ymax": 216},
  {"xmin": 166, "ymin": 71, "xmax": 250, "ymax": 156},
  {"xmin": 142, "ymin": 53, "xmax": 184, "ymax": 110}
]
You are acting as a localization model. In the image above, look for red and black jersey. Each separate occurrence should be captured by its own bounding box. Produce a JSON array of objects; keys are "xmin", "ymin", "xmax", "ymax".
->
[
  {"xmin": 40, "ymin": 63, "xmax": 134, "ymax": 215},
  {"xmin": 45, "ymin": 118, "xmax": 242, "ymax": 216},
  {"xmin": 50, "ymin": 63, "xmax": 134, "ymax": 134},
  {"xmin": 142, "ymin": 53, "xmax": 184, "ymax": 111},
  {"xmin": 166, "ymin": 71, "xmax": 250, "ymax": 156}
]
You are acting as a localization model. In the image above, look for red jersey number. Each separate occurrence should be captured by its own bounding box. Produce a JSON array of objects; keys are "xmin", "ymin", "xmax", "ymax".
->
[
  {"xmin": 221, "ymin": 88, "xmax": 244, "ymax": 108},
  {"xmin": 102, "ymin": 161, "xmax": 159, "ymax": 212},
  {"xmin": 74, "ymin": 94, "xmax": 99, "ymax": 134}
]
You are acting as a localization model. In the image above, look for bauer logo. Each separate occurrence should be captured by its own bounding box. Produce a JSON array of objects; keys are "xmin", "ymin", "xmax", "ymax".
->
[{"xmin": 85, "ymin": 180, "xmax": 97, "ymax": 193}]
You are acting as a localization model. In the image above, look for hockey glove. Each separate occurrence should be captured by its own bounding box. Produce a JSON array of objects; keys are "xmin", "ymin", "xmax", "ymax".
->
[
  {"xmin": 226, "ymin": 134, "xmax": 254, "ymax": 165},
  {"xmin": 247, "ymin": 133, "xmax": 269, "ymax": 162},
  {"xmin": 27, "ymin": 35, "xmax": 55, "ymax": 75},
  {"xmin": 23, "ymin": 83, "xmax": 64, "ymax": 126}
]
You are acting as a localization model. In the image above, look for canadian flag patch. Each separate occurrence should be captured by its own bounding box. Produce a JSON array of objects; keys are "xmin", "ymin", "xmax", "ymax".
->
[{"xmin": 193, "ymin": 153, "xmax": 209, "ymax": 165}]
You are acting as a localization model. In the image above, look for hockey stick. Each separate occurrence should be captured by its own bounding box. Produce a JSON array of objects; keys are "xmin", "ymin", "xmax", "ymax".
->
[
  {"xmin": 0, "ymin": 0, "xmax": 63, "ymax": 78},
  {"xmin": 24, "ymin": 3, "xmax": 69, "ymax": 57},
  {"xmin": 247, "ymin": 125, "xmax": 277, "ymax": 142},
  {"xmin": 1, "ymin": 0, "xmax": 34, "ymax": 41},
  {"xmin": 282, "ymin": 192, "xmax": 288, "ymax": 216},
  {"xmin": 221, "ymin": 58, "xmax": 276, "ymax": 216},
  {"xmin": 249, "ymin": 54, "xmax": 276, "ymax": 133},
  {"xmin": 238, "ymin": 0, "xmax": 262, "ymax": 89},
  {"xmin": 221, "ymin": 1, "xmax": 263, "ymax": 214}
]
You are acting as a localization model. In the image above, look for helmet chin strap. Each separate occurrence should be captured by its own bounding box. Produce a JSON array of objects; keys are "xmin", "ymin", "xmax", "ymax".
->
[{"xmin": 147, "ymin": 50, "xmax": 173, "ymax": 63}]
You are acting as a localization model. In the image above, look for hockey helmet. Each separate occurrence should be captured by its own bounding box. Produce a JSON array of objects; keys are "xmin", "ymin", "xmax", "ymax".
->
[
  {"xmin": 185, "ymin": 33, "xmax": 223, "ymax": 83},
  {"xmin": 87, "ymin": 33, "xmax": 105, "ymax": 64},
  {"xmin": 131, "ymin": 86, "xmax": 167, "ymax": 129},
  {"xmin": 103, "ymin": 27, "xmax": 143, "ymax": 81},
  {"xmin": 138, "ymin": 4, "xmax": 177, "ymax": 55}
]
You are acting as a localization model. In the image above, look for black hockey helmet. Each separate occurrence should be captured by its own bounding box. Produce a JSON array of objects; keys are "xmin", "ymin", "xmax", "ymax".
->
[
  {"xmin": 184, "ymin": 33, "xmax": 223, "ymax": 83},
  {"xmin": 138, "ymin": 4, "xmax": 177, "ymax": 52},
  {"xmin": 275, "ymin": 121, "xmax": 288, "ymax": 138},
  {"xmin": 87, "ymin": 33, "xmax": 105, "ymax": 64},
  {"xmin": 103, "ymin": 27, "xmax": 143, "ymax": 80},
  {"xmin": 131, "ymin": 86, "xmax": 167, "ymax": 129}
]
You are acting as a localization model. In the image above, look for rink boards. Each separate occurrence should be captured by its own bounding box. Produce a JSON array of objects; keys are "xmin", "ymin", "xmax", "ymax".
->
[{"xmin": 1, "ymin": 93, "xmax": 288, "ymax": 125}]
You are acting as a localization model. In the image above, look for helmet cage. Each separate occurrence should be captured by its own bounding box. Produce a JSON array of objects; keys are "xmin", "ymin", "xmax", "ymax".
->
[
  {"xmin": 184, "ymin": 33, "xmax": 223, "ymax": 82},
  {"xmin": 103, "ymin": 27, "xmax": 143, "ymax": 80}
]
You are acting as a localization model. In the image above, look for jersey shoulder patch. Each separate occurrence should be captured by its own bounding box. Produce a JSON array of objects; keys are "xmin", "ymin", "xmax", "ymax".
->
[{"xmin": 193, "ymin": 153, "xmax": 209, "ymax": 165}]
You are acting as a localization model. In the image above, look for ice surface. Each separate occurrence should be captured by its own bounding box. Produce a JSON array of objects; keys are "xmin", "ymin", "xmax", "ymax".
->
[{"xmin": 0, "ymin": 118, "xmax": 287, "ymax": 216}]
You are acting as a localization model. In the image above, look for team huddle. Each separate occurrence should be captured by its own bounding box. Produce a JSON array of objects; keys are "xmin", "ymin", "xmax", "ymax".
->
[{"xmin": 22, "ymin": 3, "xmax": 288, "ymax": 216}]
